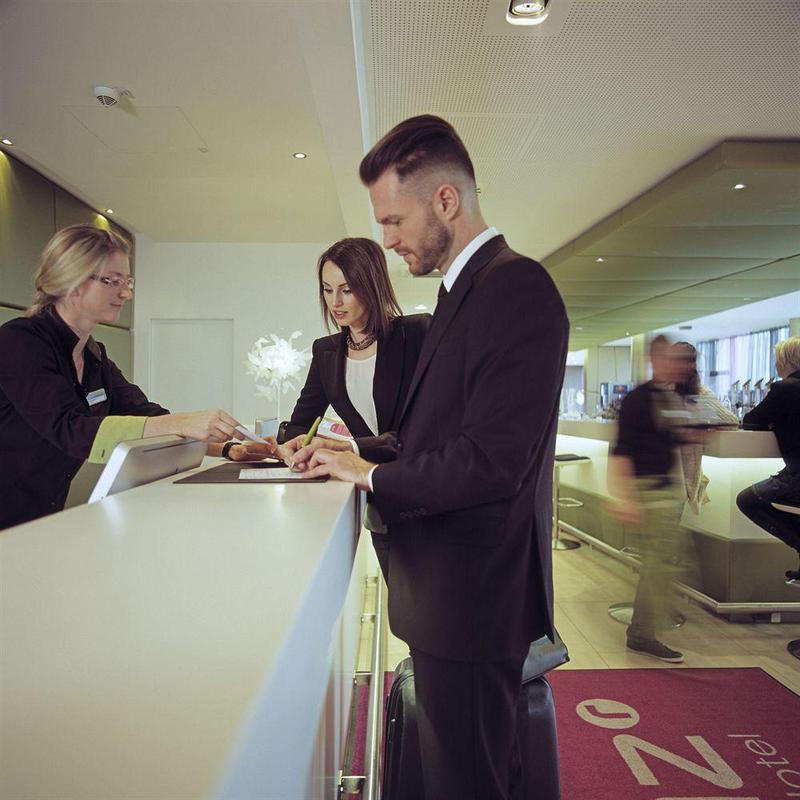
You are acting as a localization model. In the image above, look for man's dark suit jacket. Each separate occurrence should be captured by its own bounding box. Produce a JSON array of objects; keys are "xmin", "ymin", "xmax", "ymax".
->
[
  {"xmin": 284, "ymin": 314, "xmax": 431, "ymax": 440},
  {"xmin": 361, "ymin": 236, "xmax": 568, "ymax": 663}
]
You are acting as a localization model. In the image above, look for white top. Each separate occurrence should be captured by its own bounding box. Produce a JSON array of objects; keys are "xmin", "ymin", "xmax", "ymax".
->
[
  {"xmin": 346, "ymin": 353, "xmax": 379, "ymax": 435},
  {"xmin": 441, "ymin": 226, "xmax": 499, "ymax": 292}
]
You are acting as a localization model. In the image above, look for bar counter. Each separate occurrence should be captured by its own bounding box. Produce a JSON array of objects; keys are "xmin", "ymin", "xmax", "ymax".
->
[
  {"xmin": 0, "ymin": 460, "xmax": 368, "ymax": 799},
  {"xmin": 555, "ymin": 419, "xmax": 800, "ymax": 614}
]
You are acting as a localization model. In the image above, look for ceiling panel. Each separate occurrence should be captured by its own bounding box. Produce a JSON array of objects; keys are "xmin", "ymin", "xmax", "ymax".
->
[{"xmin": 543, "ymin": 141, "xmax": 800, "ymax": 346}]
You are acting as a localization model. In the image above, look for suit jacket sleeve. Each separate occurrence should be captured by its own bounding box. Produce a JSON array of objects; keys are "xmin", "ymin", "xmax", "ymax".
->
[
  {"xmin": 355, "ymin": 431, "xmax": 398, "ymax": 463},
  {"xmin": 372, "ymin": 260, "xmax": 568, "ymax": 523},
  {"xmin": 284, "ymin": 339, "xmax": 330, "ymax": 440}
]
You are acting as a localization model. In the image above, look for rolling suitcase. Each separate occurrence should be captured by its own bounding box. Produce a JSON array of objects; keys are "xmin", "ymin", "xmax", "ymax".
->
[
  {"xmin": 381, "ymin": 633, "xmax": 567, "ymax": 800},
  {"xmin": 382, "ymin": 657, "xmax": 423, "ymax": 800}
]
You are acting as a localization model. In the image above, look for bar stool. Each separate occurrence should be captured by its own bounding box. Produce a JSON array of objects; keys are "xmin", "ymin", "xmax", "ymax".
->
[
  {"xmin": 552, "ymin": 454, "xmax": 590, "ymax": 551},
  {"xmin": 771, "ymin": 501, "xmax": 800, "ymax": 661}
]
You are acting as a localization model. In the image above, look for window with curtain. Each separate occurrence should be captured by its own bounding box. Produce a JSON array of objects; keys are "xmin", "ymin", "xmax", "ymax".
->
[{"xmin": 698, "ymin": 326, "xmax": 790, "ymax": 398}]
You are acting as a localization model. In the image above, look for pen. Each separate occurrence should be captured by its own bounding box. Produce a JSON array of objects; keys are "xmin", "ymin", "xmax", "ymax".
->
[{"xmin": 303, "ymin": 416, "xmax": 322, "ymax": 447}]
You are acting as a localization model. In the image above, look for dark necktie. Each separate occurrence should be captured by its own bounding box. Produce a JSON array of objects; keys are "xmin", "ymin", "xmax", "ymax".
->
[{"xmin": 433, "ymin": 281, "xmax": 448, "ymax": 319}]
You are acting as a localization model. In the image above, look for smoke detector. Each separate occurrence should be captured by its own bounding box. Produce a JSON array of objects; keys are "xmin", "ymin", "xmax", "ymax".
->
[{"xmin": 93, "ymin": 85, "xmax": 133, "ymax": 108}]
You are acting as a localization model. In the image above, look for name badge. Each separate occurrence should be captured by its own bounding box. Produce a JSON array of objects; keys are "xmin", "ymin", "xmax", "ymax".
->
[{"xmin": 86, "ymin": 388, "xmax": 108, "ymax": 407}]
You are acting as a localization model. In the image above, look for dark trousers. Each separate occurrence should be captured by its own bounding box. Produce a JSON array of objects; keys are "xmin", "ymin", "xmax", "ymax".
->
[
  {"xmin": 410, "ymin": 645, "xmax": 528, "ymax": 800},
  {"xmin": 736, "ymin": 467, "xmax": 800, "ymax": 555}
]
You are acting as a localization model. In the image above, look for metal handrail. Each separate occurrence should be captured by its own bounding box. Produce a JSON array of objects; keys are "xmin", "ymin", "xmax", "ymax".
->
[
  {"xmin": 363, "ymin": 574, "xmax": 386, "ymax": 800},
  {"xmin": 340, "ymin": 573, "xmax": 386, "ymax": 798},
  {"xmin": 558, "ymin": 519, "xmax": 800, "ymax": 616}
]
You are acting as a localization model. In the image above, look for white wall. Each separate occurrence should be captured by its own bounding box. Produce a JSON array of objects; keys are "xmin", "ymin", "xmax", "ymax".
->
[{"xmin": 132, "ymin": 236, "xmax": 332, "ymax": 427}]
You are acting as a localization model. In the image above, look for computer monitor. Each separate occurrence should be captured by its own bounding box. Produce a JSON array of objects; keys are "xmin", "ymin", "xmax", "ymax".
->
[{"xmin": 88, "ymin": 435, "xmax": 207, "ymax": 503}]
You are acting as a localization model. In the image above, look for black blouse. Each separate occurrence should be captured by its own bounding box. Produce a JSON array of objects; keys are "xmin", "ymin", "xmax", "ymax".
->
[
  {"xmin": 0, "ymin": 307, "xmax": 168, "ymax": 530},
  {"xmin": 743, "ymin": 371, "xmax": 800, "ymax": 470}
]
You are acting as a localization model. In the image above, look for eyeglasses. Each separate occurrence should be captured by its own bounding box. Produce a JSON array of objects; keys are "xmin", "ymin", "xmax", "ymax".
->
[{"xmin": 91, "ymin": 275, "xmax": 135, "ymax": 291}]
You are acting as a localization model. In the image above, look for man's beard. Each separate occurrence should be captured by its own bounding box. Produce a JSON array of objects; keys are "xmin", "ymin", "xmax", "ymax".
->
[{"xmin": 414, "ymin": 212, "xmax": 452, "ymax": 276}]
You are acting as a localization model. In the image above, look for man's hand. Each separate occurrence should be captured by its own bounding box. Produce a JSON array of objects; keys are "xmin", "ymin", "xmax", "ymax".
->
[
  {"xmin": 303, "ymin": 449, "xmax": 374, "ymax": 490},
  {"xmin": 284, "ymin": 434, "xmax": 354, "ymax": 470}
]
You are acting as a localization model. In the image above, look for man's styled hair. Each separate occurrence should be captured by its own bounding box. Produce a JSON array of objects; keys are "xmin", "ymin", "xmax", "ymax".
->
[{"xmin": 359, "ymin": 114, "xmax": 476, "ymax": 187}]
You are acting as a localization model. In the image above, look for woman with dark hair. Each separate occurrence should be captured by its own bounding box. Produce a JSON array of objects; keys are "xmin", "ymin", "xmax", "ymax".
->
[{"xmin": 229, "ymin": 237, "xmax": 431, "ymax": 577}]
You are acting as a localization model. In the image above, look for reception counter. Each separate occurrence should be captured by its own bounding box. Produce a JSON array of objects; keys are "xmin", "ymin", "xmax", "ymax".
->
[
  {"xmin": 0, "ymin": 460, "xmax": 370, "ymax": 799},
  {"xmin": 555, "ymin": 420, "xmax": 800, "ymax": 616}
]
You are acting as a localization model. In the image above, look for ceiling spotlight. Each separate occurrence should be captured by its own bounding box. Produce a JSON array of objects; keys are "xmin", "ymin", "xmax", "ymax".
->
[
  {"xmin": 414, "ymin": 304, "xmax": 428, "ymax": 311},
  {"xmin": 625, "ymin": 331, "xmax": 631, "ymax": 336},
  {"xmin": 575, "ymin": 326, "xmax": 584, "ymax": 331},
  {"xmin": 733, "ymin": 183, "xmax": 747, "ymax": 190},
  {"xmin": 105, "ymin": 208, "xmax": 114, "ymax": 215},
  {"xmin": 595, "ymin": 257, "xmax": 604, "ymax": 263},
  {"xmin": 506, "ymin": 0, "xmax": 550, "ymax": 25},
  {"xmin": 1, "ymin": 137, "xmax": 12, "ymax": 146},
  {"xmin": 292, "ymin": 152, "xmax": 307, "ymax": 159}
]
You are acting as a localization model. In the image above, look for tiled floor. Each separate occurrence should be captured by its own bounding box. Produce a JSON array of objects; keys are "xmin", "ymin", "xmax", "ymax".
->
[{"xmin": 383, "ymin": 538, "xmax": 800, "ymax": 694}]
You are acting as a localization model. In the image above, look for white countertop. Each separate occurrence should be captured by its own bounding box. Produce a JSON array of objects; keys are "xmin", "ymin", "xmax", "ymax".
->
[
  {"xmin": 0, "ymin": 461, "xmax": 360, "ymax": 799},
  {"xmin": 558, "ymin": 418, "xmax": 781, "ymax": 458}
]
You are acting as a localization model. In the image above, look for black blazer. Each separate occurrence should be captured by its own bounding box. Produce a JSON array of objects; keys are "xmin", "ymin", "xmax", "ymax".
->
[
  {"xmin": 284, "ymin": 314, "xmax": 431, "ymax": 441},
  {"xmin": 364, "ymin": 236, "xmax": 569, "ymax": 662}
]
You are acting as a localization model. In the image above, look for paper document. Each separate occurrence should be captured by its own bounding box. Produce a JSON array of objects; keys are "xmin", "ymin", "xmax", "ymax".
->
[
  {"xmin": 235, "ymin": 425, "xmax": 267, "ymax": 444},
  {"xmin": 239, "ymin": 468, "xmax": 311, "ymax": 481}
]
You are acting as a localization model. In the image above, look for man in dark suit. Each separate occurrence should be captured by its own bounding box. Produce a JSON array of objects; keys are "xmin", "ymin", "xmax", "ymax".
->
[{"xmin": 296, "ymin": 115, "xmax": 568, "ymax": 800}]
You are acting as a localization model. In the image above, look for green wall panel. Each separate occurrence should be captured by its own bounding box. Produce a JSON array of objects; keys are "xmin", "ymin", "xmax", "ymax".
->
[
  {"xmin": 92, "ymin": 323, "xmax": 133, "ymax": 377},
  {"xmin": 0, "ymin": 306, "xmax": 131, "ymax": 377},
  {"xmin": 0, "ymin": 305, "xmax": 22, "ymax": 326},
  {"xmin": 0, "ymin": 154, "xmax": 54, "ymax": 309}
]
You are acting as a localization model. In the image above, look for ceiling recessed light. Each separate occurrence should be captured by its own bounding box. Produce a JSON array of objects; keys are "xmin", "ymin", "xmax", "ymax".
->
[
  {"xmin": 625, "ymin": 331, "xmax": 631, "ymax": 336},
  {"xmin": 733, "ymin": 183, "xmax": 747, "ymax": 190},
  {"xmin": 105, "ymin": 208, "xmax": 114, "ymax": 215},
  {"xmin": 414, "ymin": 304, "xmax": 428, "ymax": 311},
  {"xmin": 292, "ymin": 152, "xmax": 307, "ymax": 159},
  {"xmin": 595, "ymin": 257, "xmax": 604, "ymax": 263},
  {"xmin": 1, "ymin": 138, "xmax": 12, "ymax": 146},
  {"xmin": 575, "ymin": 326, "xmax": 584, "ymax": 331},
  {"xmin": 743, "ymin": 297, "xmax": 751, "ymax": 301},
  {"xmin": 506, "ymin": 0, "xmax": 549, "ymax": 25}
]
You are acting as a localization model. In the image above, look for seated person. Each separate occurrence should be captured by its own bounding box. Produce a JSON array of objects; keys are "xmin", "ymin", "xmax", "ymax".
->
[{"xmin": 735, "ymin": 337, "xmax": 800, "ymax": 581}]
